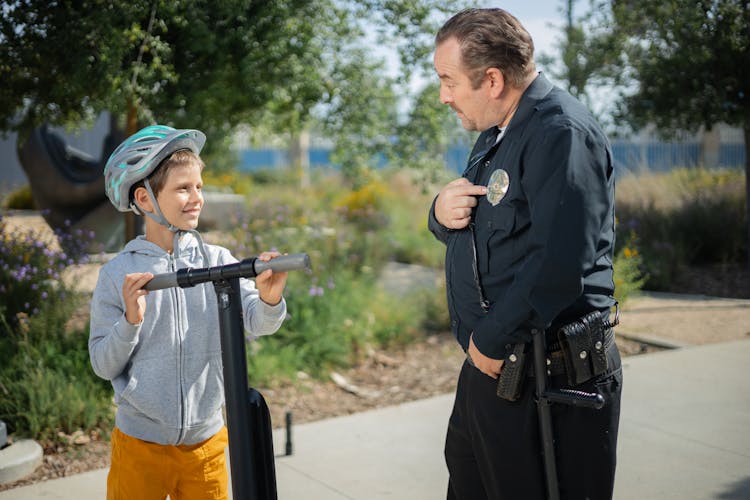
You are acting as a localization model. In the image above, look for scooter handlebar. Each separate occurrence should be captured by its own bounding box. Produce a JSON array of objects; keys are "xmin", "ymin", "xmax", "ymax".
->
[{"xmin": 144, "ymin": 253, "xmax": 311, "ymax": 291}]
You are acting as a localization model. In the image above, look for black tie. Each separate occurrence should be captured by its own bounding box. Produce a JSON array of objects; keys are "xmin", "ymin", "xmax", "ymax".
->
[{"xmin": 463, "ymin": 127, "xmax": 501, "ymax": 182}]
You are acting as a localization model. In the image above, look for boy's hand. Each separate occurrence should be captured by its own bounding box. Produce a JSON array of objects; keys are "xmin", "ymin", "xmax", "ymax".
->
[
  {"xmin": 255, "ymin": 251, "xmax": 288, "ymax": 306},
  {"xmin": 123, "ymin": 272, "xmax": 153, "ymax": 325}
]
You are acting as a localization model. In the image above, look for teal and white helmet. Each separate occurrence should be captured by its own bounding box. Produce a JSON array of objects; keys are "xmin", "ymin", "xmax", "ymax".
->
[
  {"xmin": 104, "ymin": 124, "xmax": 210, "ymax": 262},
  {"xmin": 104, "ymin": 125, "xmax": 206, "ymax": 213}
]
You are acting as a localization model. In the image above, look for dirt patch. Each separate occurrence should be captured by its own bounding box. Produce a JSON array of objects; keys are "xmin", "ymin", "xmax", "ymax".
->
[{"xmin": 618, "ymin": 292, "xmax": 750, "ymax": 346}]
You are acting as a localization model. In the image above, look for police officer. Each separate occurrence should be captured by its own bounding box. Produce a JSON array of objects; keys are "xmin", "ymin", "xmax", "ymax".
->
[{"xmin": 429, "ymin": 8, "xmax": 622, "ymax": 500}]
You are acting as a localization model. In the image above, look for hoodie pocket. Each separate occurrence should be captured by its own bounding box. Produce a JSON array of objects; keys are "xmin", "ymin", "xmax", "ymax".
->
[{"xmin": 118, "ymin": 357, "xmax": 180, "ymax": 426}]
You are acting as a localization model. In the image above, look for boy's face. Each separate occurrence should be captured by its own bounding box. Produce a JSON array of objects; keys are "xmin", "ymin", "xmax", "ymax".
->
[{"xmin": 155, "ymin": 162, "xmax": 204, "ymax": 231}]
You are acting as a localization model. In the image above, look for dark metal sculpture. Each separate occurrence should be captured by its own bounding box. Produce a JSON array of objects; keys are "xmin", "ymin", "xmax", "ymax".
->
[{"xmin": 16, "ymin": 122, "xmax": 128, "ymax": 252}]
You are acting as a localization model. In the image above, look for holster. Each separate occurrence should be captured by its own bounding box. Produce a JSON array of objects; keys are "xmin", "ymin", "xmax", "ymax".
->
[
  {"xmin": 557, "ymin": 311, "xmax": 611, "ymax": 386},
  {"xmin": 496, "ymin": 342, "xmax": 528, "ymax": 401}
]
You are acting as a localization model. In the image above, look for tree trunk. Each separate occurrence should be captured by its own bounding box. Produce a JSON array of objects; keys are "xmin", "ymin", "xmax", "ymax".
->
[{"xmin": 290, "ymin": 130, "xmax": 310, "ymax": 189}]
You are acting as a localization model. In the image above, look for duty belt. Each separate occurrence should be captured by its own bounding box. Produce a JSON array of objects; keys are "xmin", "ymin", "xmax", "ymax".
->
[
  {"xmin": 467, "ymin": 309, "xmax": 618, "ymax": 400},
  {"xmin": 529, "ymin": 327, "xmax": 615, "ymax": 379}
]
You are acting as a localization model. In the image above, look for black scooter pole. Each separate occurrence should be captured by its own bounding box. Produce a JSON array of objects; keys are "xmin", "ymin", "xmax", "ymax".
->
[
  {"xmin": 532, "ymin": 329, "xmax": 605, "ymax": 500},
  {"xmin": 145, "ymin": 253, "xmax": 310, "ymax": 500}
]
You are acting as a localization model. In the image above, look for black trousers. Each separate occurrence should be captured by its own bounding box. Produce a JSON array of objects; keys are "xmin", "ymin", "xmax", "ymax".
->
[{"xmin": 445, "ymin": 344, "xmax": 622, "ymax": 500}]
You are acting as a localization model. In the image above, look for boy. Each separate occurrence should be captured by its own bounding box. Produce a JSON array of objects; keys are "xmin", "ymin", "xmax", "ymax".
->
[{"xmin": 89, "ymin": 125, "xmax": 288, "ymax": 499}]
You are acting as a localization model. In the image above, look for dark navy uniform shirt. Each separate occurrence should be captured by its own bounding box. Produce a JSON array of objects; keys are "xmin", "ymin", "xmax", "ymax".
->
[{"xmin": 429, "ymin": 73, "xmax": 616, "ymax": 359}]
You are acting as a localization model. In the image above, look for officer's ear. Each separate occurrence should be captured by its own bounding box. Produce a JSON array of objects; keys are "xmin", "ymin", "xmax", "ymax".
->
[{"xmin": 485, "ymin": 67, "xmax": 505, "ymax": 99}]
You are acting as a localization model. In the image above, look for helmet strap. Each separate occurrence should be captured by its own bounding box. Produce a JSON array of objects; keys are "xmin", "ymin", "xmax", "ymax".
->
[
  {"xmin": 132, "ymin": 179, "xmax": 210, "ymax": 263},
  {"xmin": 133, "ymin": 179, "xmax": 180, "ymax": 233}
]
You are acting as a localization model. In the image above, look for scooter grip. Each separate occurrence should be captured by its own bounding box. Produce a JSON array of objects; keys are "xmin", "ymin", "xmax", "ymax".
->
[
  {"xmin": 144, "ymin": 272, "xmax": 179, "ymax": 291},
  {"xmin": 253, "ymin": 253, "xmax": 311, "ymax": 275}
]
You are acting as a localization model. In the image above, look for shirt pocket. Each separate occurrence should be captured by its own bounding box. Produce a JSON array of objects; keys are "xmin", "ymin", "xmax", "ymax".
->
[{"xmin": 478, "ymin": 203, "xmax": 517, "ymax": 274}]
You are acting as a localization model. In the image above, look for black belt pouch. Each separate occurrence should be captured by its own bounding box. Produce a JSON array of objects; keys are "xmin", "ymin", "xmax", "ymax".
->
[
  {"xmin": 557, "ymin": 311, "xmax": 609, "ymax": 386},
  {"xmin": 496, "ymin": 342, "xmax": 527, "ymax": 401}
]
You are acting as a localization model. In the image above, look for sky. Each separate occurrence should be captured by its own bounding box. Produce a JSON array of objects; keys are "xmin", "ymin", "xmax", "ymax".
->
[
  {"xmin": 482, "ymin": 0, "xmax": 569, "ymax": 61},
  {"xmin": 388, "ymin": 1, "xmax": 617, "ymax": 126},
  {"xmin": 389, "ymin": 1, "xmax": 576, "ymax": 95}
]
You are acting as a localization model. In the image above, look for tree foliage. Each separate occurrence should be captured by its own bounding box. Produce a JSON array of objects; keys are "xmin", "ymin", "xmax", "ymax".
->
[
  {"xmin": 536, "ymin": 0, "xmax": 627, "ymax": 130},
  {"xmin": 0, "ymin": 0, "xmax": 466, "ymax": 179},
  {"xmin": 608, "ymin": 0, "xmax": 749, "ymax": 135}
]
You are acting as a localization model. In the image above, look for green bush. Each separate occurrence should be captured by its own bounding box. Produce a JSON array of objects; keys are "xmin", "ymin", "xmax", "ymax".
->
[
  {"xmin": 0, "ymin": 217, "xmax": 112, "ymax": 442},
  {"xmin": 612, "ymin": 230, "xmax": 647, "ymax": 305},
  {"xmin": 210, "ymin": 169, "xmax": 446, "ymax": 386},
  {"xmin": 615, "ymin": 168, "xmax": 746, "ymax": 290},
  {"xmin": 2, "ymin": 185, "xmax": 36, "ymax": 210},
  {"xmin": 0, "ymin": 216, "xmax": 88, "ymax": 333}
]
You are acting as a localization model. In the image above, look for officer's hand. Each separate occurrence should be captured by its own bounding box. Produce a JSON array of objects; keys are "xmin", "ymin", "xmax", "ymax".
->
[
  {"xmin": 468, "ymin": 334, "xmax": 504, "ymax": 379},
  {"xmin": 435, "ymin": 178, "xmax": 487, "ymax": 230}
]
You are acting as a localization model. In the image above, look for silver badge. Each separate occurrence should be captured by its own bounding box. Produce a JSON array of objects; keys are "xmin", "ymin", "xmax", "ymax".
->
[{"xmin": 486, "ymin": 169, "xmax": 510, "ymax": 206}]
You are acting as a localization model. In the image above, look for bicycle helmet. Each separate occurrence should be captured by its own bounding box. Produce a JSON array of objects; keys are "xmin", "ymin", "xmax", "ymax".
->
[
  {"xmin": 104, "ymin": 125, "xmax": 206, "ymax": 213},
  {"xmin": 104, "ymin": 124, "xmax": 211, "ymax": 263}
]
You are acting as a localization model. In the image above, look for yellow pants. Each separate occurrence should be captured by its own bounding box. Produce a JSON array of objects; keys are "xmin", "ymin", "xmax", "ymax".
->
[{"xmin": 107, "ymin": 426, "xmax": 229, "ymax": 500}]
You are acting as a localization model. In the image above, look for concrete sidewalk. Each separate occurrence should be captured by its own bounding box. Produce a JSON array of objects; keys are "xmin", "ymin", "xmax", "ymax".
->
[{"xmin": 2, "ymin": 339, "xmax": 749, "ymax": 499}]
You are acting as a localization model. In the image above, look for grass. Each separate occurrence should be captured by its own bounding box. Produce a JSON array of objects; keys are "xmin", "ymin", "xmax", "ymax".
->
[{"xmin": 615, "ymin": 167, "xmax": 746, "ymax": 290}]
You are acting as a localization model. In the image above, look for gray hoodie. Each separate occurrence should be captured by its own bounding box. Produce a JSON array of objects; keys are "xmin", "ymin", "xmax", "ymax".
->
[{"xmin": 89, "ymin": 233, "xmax": 286, "ymax": 445}]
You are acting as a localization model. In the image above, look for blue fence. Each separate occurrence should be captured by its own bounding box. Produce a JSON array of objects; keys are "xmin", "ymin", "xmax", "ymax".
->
[
  {"xmin": 237, "ymin": 142, "xmax": 746, "ymax": 174},
  {"xmin": 238, "ymin": 148, "xmax": 333, "ymax": 171}
]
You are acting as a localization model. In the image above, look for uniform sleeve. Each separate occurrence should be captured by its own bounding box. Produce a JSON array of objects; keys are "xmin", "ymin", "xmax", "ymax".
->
[
  {"xmin": 88, "ymin": 268, "xmax": 141, "ymax": 380},
  {"xmin": 472, "ymin": 124, "xmax": 613, "ymax": 359},
  {"xmin": 428, "ymin": 197, "xmax": 454, "ymax": 245}
]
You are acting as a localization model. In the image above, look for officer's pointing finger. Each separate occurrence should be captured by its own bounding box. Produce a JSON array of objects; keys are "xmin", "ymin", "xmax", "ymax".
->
[{"xmin": 451, "ymin": 183, "xmax": 487, "ymax": 197}]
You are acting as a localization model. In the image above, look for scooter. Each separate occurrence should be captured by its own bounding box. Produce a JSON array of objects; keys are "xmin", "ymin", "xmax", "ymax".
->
[{"xmin": 145, "ymin": 253, "xmax": 311, "ymax": 500}]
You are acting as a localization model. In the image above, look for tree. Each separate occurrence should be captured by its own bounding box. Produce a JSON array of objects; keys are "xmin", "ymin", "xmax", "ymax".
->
[
  {"xmin": 1, "ymin": 0, "xmax": 469, "ymax": 244},
  {"xmin": 0, "ymin": 1, "xmax": 461, "ymax": 168},
  {"xmin": 604, "ymin": 0, "xmax": 750, "ymax": 267},
  {"xmin": 537, "ymin": 0, "xmax": 626, "ymax": 130},
  {"xmin": 392, "ymin": 81, "xmax": 474, "ymax": 185}
]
